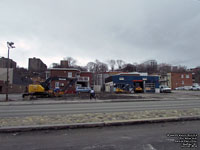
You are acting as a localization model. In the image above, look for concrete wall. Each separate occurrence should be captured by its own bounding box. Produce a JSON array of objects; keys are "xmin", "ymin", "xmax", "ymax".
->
[
  {"xmin": 105, "ymin": 82, "xmax": 114, "ymax": 92},
  {"xmin": 94, "ymin": 85, "xmax": 101, "ymax": 92},
  {"xmin": 0, "ymin": 68, "xmax": 13, "ymax": 84},
  {"xmin": 167, "ymin": 73, "xmax": 172, "ymax": 88}
]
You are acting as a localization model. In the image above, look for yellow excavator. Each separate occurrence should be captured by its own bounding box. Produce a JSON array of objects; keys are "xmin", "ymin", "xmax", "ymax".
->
[
  {"xmin": 22, "ymin": 77, "xmax": 77, "ymax": 98},
  {"xmin": 115, "ymin": 84, "xmax": 134, "ymax": 93}
]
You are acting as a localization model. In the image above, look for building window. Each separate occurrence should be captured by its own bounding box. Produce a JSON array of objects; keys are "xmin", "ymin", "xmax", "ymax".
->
[
  {"xmin": 186, "ymin": 75, "xmax": 189, "ymax": 79},
  {"xmin": 46, "ymin": 72, "xmax": 50, "ymax": 79},
  {"xmin": 119, "ymin": 77, "xmax": 124, "ymax": 80},
  {"xmin": 55, "ymin": 82, "xmax": 59, "ymax": 88},
  {"xmin": 68, "ymin": 72, "xmax": 72, "ymax": 78},
  {"xmin": 182, "ymin": 81, "xmax": 184, "ymax": 85},
  {"xmin": 181, "ymin": 74, "xmax": 184, "ymax": 78}
]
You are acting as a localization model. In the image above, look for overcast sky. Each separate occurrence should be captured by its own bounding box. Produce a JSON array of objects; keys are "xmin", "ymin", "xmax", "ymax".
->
[{"xmin": 1, "ymin": 0, "xmax": 200, "ymax": 68}]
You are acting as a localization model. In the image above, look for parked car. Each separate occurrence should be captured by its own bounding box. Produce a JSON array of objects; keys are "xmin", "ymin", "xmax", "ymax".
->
[
  {"xmin": 175, "ymin": 86, "xmax": 193, "ymax": 90},
  {"xmin": 160, "ymin": 85, "xmax": 171, "ymax": 93},
  {"xmin": 191, "ymin": 86, "xmax": 200, "ymax": 90},
  {"xmin": 76, "ymin": 87, "xmax": 91, "ymax": 93},
  {"xmin": 183, "ymin": 86, "xmax": 192, "ymax": 90},
  {"xmin": 175, "ymin": 86, "xmax": 184, "ymax": 90}
]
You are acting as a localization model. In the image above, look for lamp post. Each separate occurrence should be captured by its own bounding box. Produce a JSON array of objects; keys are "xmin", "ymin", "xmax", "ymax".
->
[{"xmin": 6, "ymin": 42, "xmax": 15, "ymax": 101}]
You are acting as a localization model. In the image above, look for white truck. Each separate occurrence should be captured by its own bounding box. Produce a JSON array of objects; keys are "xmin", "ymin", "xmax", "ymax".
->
[{"xmin": 160, "ymin": 85, "xmax": 171, "ymax": 93}]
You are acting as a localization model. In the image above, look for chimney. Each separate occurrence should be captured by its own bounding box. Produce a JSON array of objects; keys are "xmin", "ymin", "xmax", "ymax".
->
[{"xmin": 60, "ymin": 60, "xmax": 69, "ymax": 68}]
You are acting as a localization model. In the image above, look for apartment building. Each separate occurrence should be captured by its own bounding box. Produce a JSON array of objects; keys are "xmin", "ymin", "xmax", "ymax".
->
[
  {"xmin": 167, "ymin": 72, "xmax": 193, "ymax": 89},
  {"xmin": 0, "ymin": 57, "xmax": 16, "ymax": 68},
  {"xmin": 46, "ymin": 68, "xmax": 93, "ymax": 93},
  {"xmin": 28, "ymin": 57, "xmax": 47, "ymax": 72}
]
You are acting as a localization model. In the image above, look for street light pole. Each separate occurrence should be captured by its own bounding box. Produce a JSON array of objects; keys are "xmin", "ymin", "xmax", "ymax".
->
[
  {"xmin": 6, "ymin": 42, "xmax": 15, "ymax": 101},
  {"xmin": 6, "ymin": 46, "xmax": 10, "ymax": 101}
]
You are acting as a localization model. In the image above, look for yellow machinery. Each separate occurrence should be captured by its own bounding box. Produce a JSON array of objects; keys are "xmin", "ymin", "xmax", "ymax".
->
[
  {"xmin": 23, "ymin": 84, "xmax": 50, "ymax": 98},
  {"xmin": 115, "ymin": 84, "xmax": 133, "ymax": 93},
  {"xmin": 115, "ymin": 88, "xmax": 126, "ymax": 93},
  {"xmin": 23, "ymin": 77, "xmax": 77, "ymax": 98},
  {"xmin": 135, "ymin": 86, "xmax": 143, "ymax": 93},
  {"xmin": 23, "ymin": 84, "xmax": 65, "ymax": 98},
  {"xmin": 28, "ymin": 84, "xmax": 45, "ymax": 93}
]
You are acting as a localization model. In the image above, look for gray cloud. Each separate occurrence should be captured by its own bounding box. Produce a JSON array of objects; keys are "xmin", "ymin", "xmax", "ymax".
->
[{"xmin": 0, "ymin": 0, "xmax": 200, "ymax": 68}]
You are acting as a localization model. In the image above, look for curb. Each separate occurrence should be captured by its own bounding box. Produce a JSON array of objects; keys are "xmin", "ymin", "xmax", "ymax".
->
[{"xmin": 0, "ymin": 116, "xmax": 200, "ymax": 133}]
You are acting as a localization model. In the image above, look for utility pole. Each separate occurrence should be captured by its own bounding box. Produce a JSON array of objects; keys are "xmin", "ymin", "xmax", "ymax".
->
[{"xmin": 6, "ymin": 42, "xmax": 15, "ymax": 101}]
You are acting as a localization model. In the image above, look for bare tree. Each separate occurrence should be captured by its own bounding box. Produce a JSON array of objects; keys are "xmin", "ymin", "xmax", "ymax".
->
[
  {"xmin": 108, "ymin": 59, "xmax": 116, "ymax": 71},
  {"xmin": 86, "ymin": 60, "xmax": 108, "ymax": 73},
  {"xmin": 172, "ymin": 65, "xmax": 187, "ymax": 73},
  {"xmin": 96, "ymin": 60, "xmax": 108, "ymax": 73},
  {"xmin": 86, "ymin": 60, "xmax": 108, "ymax": 87},
  {"xmin": 86, "ymin": 62, "xmax": 97, "ymax": 72},
  {"xmin": 158, "ymin": 63, "xmax": 172, "ymax": 74},
  {"xmin": 116, "ymin": 60, "xmax": 125, "ymax": 70},
  {"xmin": 121, "ymin": 63, "xmax": 136, "ymax": 72},
  {"xmin": 74, "ymin": 65, "xmax": 88, "ymax": 71},
  {"xmin": 50, "ymin": 63, "xmax": 60, "ymax": 68},
  {"xmin": 136, "ymin": 64, "xmax": 146, "ymax": 72},
  {"xmin": 145, "ymin": 64, "xmax": 158, "ymax": 74}
]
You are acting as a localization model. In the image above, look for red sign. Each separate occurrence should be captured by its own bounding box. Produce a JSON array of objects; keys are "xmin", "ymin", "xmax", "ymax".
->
[{"xmin": 133, "ymin": 80, "xmax": 143, "ymax": 82}]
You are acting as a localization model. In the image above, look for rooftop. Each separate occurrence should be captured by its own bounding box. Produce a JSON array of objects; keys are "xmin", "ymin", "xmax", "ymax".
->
[{"xmin": 48, "ymin": 68, "xmax": 80, "ymax": 71}]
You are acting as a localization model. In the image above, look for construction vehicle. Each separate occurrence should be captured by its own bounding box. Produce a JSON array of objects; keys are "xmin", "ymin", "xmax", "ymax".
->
[
  {"xmin": 134, "ymin": 82, "xmax": 143, "ymax": 93},
  {"xmin": 115, "ymin": 87, "xmax": 126, "ymax": 93},
  {"xmin": 115, "ymin": 84, "xmax": 134, "ymax": 93},
  {"xmin": 135, "ymin": 86, "xmax": 143, "ymax": 93},
  {"xmin": 22, "ymin": 77, "xmax": 77, "ymax": 98}
]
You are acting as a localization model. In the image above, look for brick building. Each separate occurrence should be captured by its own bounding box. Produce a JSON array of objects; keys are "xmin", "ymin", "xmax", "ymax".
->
[
  {"xmin": 28, "ymin": 57, "xmax": 47, "ymax": 72},
  {"xmin": 78, "ymin": 72, "xmax": 93, "ymax": 87},
  {"xmin": 167, "ymin": 72, "xmax": 193, "ymax": 89},
  {"xmin": 190, "ymin": 67, "xmax": 200, "ymax": 84},
  {"xmin": 46, "ymin": 68, "xmax": 93, "ymax": 93},
  {"xmin": 0, "ymin": 57, "xmax": 16, "ymax": 68}
]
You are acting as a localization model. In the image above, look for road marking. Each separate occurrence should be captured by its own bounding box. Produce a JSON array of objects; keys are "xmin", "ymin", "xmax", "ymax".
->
[
  {"xmin": 121, "ymin": 136, "xmax": 132, "ymax": 140},
  {"xmin": 143, "ymin": 144, "xmax": 157, "ymax": 150}
]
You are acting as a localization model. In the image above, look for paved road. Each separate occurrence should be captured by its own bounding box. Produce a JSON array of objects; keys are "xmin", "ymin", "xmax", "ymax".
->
[
  {"xmin": 0, "ymin": 120, "xmax": 199, "ymax": 150},
  {"xmin": 0, "ymin": 99, "xmax": 200, "ymax": 117}
]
